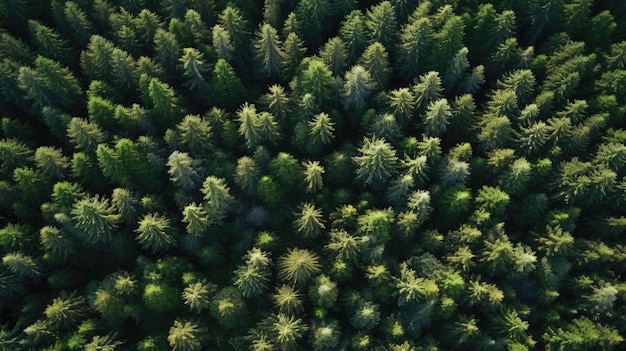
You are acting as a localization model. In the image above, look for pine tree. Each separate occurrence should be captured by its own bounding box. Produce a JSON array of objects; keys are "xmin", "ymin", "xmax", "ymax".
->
[
  {"xmin": 233, "ymin": 248, "xmax": 272, "ymax": 297},
  {"xmin": 44, "ymin": 293, "xmax": 86, "ymax": 328},
  {"xmin": 278, "ymin": 248, "xmax": 321, "ymax": 286},
  {"xmin": 423, "ymin": 98, "xmax": 452, "ymax": 137},
  {"xmin": 235, "ymin": 156, "xmax": 260, "ymax": 195},
  {"xmin": 537, "ymin": 224, "xmax": 574, "ymax": 256},
  {"xmin": 428, "ymin": 15, "xmax": 465, "ymax": 73},
  {"xmin": 167, "ymin": 151, "xmax": 199, "ymax": 192},
  {"xmin": 294, "ymin": 202, "xmax": 326, "ymax": 239},
  {"xmin": 254, "ymin": 23, "xmax": 285, "ymax": 78},
  {"xmin": 63, "ymin": 1, "xmax": 93, "ymax": 46},
  {"xmin": 413, "ymin": 71, "xmax": 443, "ymax": 113},
  {"xmin": 237, "ymin": 103, "xmax": 262, "ymax": 149},
  {"xmin": 303, "ymin": 160, "xmax": 325, "ymax": 193},
  {"xmin": 34, "ymin": 146, "xmax": 69, "ymax": 180},
  {"xmin": 543, "ymin": 317, "xmax": 623, "ymax": 351},
  {"xmin": 308, "ymin": 112, "xmax": 335, "ymax": 153},
  {"xmin": 0, "ymin": 139, "xmax": 33, "ymax": 177},
  {"xmin": 71, "ymin": 195, "xmax": 120, "ymax": 246},
  {"xmin": 319, "ymin": 37, "xmax": 349, "ymax": 76},
  {"xmin": 353, "ymin": 136, "xmax": 399, "ymax": 189},
  {"xmin": 209, "ymin": 287, "xmax": 246, "ymax": 329},
  {"xmin": 182, "ymin": 202, "xmax": 209, "ymax": 237},
  {"xmin": 528, "ymin": 0, "xmax": 564, "ymax": 44},
  {"xmin": 40, "ymin": 226, "xmax": 75, "ymax": 259},
  {"xmin": 366, "ymin": 1, "xmax": 397, "ymax": 51},
  {"xmin": 153, "ymin": 28, "xmax": 181, "ymax": 78},
  {"xmin": 2, "ymin": 252, "xmax": 39, "ymax": 278},
  {"xmin": 28, "ymin": 20, "xmax": 72, "ymax": 64},
  {"xmin": 282, "ymin": 32, "xmax": 307, "ymax": 79},
  {"xmin": 350, "ymin": 301, "xmax": 381, "ymax": 330},
  {"xmin": 111, "ymin": 188, "xmax": 140, "ymax": 225},
  {"xmin": 134, "ymin": 9, "xmax": 162, "ymax": 51},
  {"xmin": 311, "ymin": 320, "xmax": 341, "ymax": 350},
  {"xmin": 358, "ymin": 42, "xmax": 390, "ymax": 89},
  {"xmin": 177, "ymin": 114, "xmax": 212, "ymax": 155},
  {"xmin": 260, "ymin": 84, "xmax": 290, "ymax": 121},
  {"xmin": 210, "ymin": 59, "xmax": 246, "ymax": 110},
  {"xmin": 297, "ymin": 0, "xmax": 331, "ymax": 49},
  {"xmin": 183, "ymin": 280, "xmax": 215, "ymax": 312},
  {"xmin": 326, "ymin": 229, "xmax": 362, "ymax": 262},
  {"xmin": 148, "ymin": 76, "xmax": 183, "ymax": 130},
  {"xmin": 218, "ymin": 5, "xmax": 250, "ymax": 54},
  {"xmin": 387, "ymin": 88, "xmax": 415, "ymax": 125},
  {"xmin": 297, "ymin": 58, "xmax": 335, "ymax": 104},
  {"xmin": 18, "ymin": 56, "xmax": 82, "ymax": 112},
  {"xmin": 339, "ymin": 10, "xmax": 368, "ymax": 62},
  {"xmin": 342, "ymin": 65, "xmax": 374, "ymax": 111},
  {"xmin": 179, "ymin": 47, "xmax": 209, "ymax": 95},
  {"xmin": 212, "ymin": 24, "xmax": 235, "ymax": 61},
  {"xmin": 269, "ymin": 152, "xmax": 301, "ymax": 191},
  {"xmin": 201, "ymin": 176, "xmax": 232, "ymax": 217},
  {"xmin": 168, "ymin": 320, "xmax": 202, "ymax": 351},
  {"xmin": 272, "ymin": 285, "xmax": 303, "ymax": 316},
  {"xmin": 263, "ymin": 0, "xmax": 282, "ymax": 27},
  {"xmin": 135, "ymin": 213, "xmax": 175, "ymax": 252}
]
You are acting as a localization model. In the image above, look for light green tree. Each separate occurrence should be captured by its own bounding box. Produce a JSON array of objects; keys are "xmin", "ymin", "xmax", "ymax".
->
[
  {"xmin": 278, "ymin": 248, "xmax": 321, "ymax": 286},
  {"xmin": 201, "ymin": 176, "xmax": 232, "ymax": 217},
  {"xmin": 168, "ymin": 320, "xmax": 202, "ymax": 351},
  {"xmin": 294, "ymin": 202, "xmax": 326, "ymax": 239},
  {"xmin": 71, "ymin": 195, "xmax": 120, "ymax": 245},
  {"xmin": 182, "ymin": 203, "xmax": 209, "ymax": 237},
  {"xmin": 135, "ymin": 213, "xmax": 175, "ymax": 252},
  {"xmin": 303, "ymin": 160, "xmax": 325, "ymax": 193}
]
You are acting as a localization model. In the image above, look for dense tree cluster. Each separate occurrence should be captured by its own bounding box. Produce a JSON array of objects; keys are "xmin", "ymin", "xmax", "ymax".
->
[{"xmin": 1, "ymin": 0, "xmax": 626, "ymax": 350}]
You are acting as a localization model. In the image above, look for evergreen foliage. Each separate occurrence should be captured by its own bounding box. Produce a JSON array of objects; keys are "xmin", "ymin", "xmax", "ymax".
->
[{"xmin": 1, "ymin": 1, "xmax": 625, "ymax": 350}]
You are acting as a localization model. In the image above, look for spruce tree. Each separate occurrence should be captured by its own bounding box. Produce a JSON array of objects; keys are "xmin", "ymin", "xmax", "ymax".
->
[
  {"xmin": 353, "ymin": 136, "xmax": 399, "ymax": 190},
  {"xmin": 254, "ymin": 23, "xmax": 285, "ymax": 78}
]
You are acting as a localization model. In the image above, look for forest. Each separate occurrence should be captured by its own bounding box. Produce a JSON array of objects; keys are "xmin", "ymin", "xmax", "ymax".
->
[{"xmin": 0, "ymin": 0, "xmax": 626, "ymax": 350}]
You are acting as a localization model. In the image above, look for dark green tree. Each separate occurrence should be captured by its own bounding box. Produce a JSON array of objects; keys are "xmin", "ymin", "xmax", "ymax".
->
[
  {"xmin": 358, "ymin": 42, "xmax": 390, "ymax": 89},
  {"xmin": 28, "ymin": 20, "xmax": 72, "ymax": 64},
  {"xmin": 179, "ymin": 47, "xmax": 209, "ymax": 95},
  {"xmin": 153, "ymin": 28, "xmax": 181, "ymax": 78},
  {"xmin": 63, "ymin": 1, "xmax": 93, "ymax": 46},
  {"xmin": 212, "ymin": 24, "xmax": 235, "ymax": 61},
  {"xmin": 353, "ymin": 136, "xmax": 399, "ymax": 189},
  {"xmin": 297, "ymin": 0, "xmax": 332, "ymax": 49},
  {"xmin": 319, "ymin": 37, "xmax": 349, "ymax": 76},
  {"xmin": 282, "ymin": 32, "xmax": 307, "ymax": 79},
  {"xmin": 339, "ymin": 10, "xmax": 368, "ymax": 62},
  {"xmin": 254, "ymin": 23, "xmax": 285, "ymax": 78},
  {"xmin": 366, "ymin": 1, "xmax": 397, "ymax": 51},
  {"xmin": 210, "ymin": 59, "xmax": 246, "ymax": 110}
]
